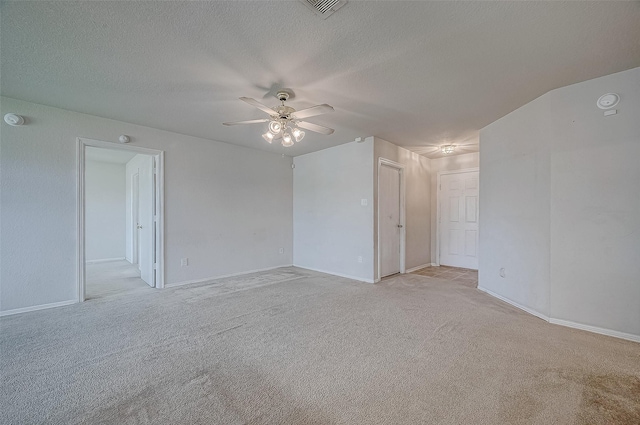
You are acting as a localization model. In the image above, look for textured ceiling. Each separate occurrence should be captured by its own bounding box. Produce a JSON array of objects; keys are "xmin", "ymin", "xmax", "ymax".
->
[{"xmin": 2, "ymin": 1, "xmax": 639, "ymax": 158}]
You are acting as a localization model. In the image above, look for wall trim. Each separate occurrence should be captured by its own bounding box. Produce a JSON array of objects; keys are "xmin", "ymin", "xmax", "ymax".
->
[
  {"xmin": 477, "ymin": 286, "xmax": 550, "ymax": 321},
  {"xmin": 478, "ymin": 286, "xmax": 639, "ymax": 343},
  {"xmin": 406, "ymin": 263, "xmax": 431, "ymax": 273},
  {"xmin": 166, "ymin": 264, "xmax": 294, "ymax": 288},
  {"xmin": 431, "ymin": 263, "xmax": 439, "ymax": 267},
  {"xmin": 0, "ymin": 299, "xmax": 77, "ymax": 317},
  {"xmin": 293, "ymin": 265, "xmax": 375, "ymax": 284},
  {"xmin": 549, "ymin": 319, "xmax": 640, "ymax": 344},
  {"xmin": 86, "ymin": 257, "xmax": 125, "ymax": 264}
]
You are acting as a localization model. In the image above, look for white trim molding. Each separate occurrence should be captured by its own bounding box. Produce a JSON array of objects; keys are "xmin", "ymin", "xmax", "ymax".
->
[
  {"xmin": 406, "ymin": 263, "xmax": 431, "ymax": 273},
  {"xmin": 293, "ymin": 265, "xmax": 375, "ymax": 284},
  {"xmin": 86, "ymin": 257, "xmax": 126, "ymax": 264},
  {"xmin": 0, "ymin": 299, "xmax": 77, "ymax": 317},
  {"xmin": 549, "ymin": 319, "xmax": 640, "ymax": 344},
  {"xmin": 478, "ymin": 286, "xmax": 640, "ymax": 343},
  {"xmin": 377, "ymin": 157, "xmax": 406, "ymax": 281},
  {"xmin": 477, "ymin": 286, "xmax": 550, "ymax": 321},
  {"xmin": 77, "ymin": 137, "xmax": 165, "ymax": 303},
  {"xmin": 166, "ymin": 264, "xmax": 296, "ymax": 288}
]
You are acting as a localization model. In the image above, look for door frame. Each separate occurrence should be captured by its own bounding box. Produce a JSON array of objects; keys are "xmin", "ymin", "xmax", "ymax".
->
[
  {"xmin": 377, "ymin": 158, "xmax": 406, "ymax": 280},
  {"xmin": 435, "ymin": 167, "xmax": 479, "ymax": 267},
  {"xmin": 76, "ymin": 137, "xmax": 165, "ymax": 302}
]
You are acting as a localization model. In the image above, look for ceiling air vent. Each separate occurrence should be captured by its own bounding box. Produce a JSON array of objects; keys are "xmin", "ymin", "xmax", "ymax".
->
[{"xmin": 299, "ymin": 0, "xmax": 347, "ymax": 19}]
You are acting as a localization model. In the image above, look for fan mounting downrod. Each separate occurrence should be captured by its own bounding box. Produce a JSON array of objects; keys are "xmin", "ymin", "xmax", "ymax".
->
[{"xmin": 276, "ymin": 91, "xmax": 290, "ymax": 102}]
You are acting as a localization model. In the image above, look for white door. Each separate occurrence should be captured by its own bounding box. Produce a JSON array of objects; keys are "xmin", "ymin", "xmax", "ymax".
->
[
  {"xmin": 138, "ymin": 156, "xmax": 155, "ymax": 287},
  {"xmin": 132, "ymin": 172, "xmax": 140, "ymax": 268},
  {"xmin": 439, "ymin": 171, "xmax": 479, "ymax": 269},
  {"xmin": 380, "ymin": 164, "xmax": 402, "ymax": 277}
]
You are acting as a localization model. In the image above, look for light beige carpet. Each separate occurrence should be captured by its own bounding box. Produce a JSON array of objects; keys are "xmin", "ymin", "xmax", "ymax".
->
[
  {"xmin": 1, "ymin": 268, "xmax": 638, "ymax": 424},
  {"xmin": 86, "ymin": 260, "xmax": 151, "ymax": 300}
]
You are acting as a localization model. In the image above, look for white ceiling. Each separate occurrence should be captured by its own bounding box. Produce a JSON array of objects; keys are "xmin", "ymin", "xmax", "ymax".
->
[
  {"xmin": 86, "ymin": 146, "xmax": 137, "ymax": 164},
  {"xmin": 2, "ymin": 1, "xmax": 639, "ymax": 158}
]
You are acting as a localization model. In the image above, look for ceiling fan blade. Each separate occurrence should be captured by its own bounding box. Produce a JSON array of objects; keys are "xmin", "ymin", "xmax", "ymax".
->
[
  {"xmin": 222, "ymin": 118, "xmax": 269, "ymax": 126},
  {"xmin": 239, "ymin": 97, "xmax": 277, "ymax": 116},
  {"xmin": 291, "ymin": 104, "xmax": 334, "ymax": 120},
  {"xmin": 297, "ymin": 121, "xmax": 334, "ymax": 135}
]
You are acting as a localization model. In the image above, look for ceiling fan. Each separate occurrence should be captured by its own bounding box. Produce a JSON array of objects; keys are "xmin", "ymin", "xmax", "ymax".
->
[{"xmin": 223, "ymin": 91, "xmax": 335, "ymax": 147}]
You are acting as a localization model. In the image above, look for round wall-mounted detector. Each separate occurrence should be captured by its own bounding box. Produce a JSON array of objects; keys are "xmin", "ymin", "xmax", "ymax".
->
[
  {"xmin": 597, "ymin": 93, "xmax": 620, "ymax": 109},
  {"xmin": 118, "ymin": 135, "xmax": 131, "ymax": 143},
  {"xmin": 4, "ymin": 113, "xmax": 25, "ymax": 126}
]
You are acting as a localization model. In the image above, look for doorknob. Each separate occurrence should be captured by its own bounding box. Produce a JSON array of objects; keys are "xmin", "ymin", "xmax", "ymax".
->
[
  {"xmin": 137, "ymin": 224, "xmax": 143, "ymax": 229},
  {"xmin": 397, "ymin": 224, "xmax": 403, "ymax": 228}
]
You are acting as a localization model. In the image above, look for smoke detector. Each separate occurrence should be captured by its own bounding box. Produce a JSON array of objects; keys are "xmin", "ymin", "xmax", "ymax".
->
[
  {"xmin": 4, "ymin": 113, "xmax": 25, "ymax": 126},
  {"xmin": 299, "ymin": 0, "xmax": 347, "ymax": 19},
  {"xmin": 597, "ymin": 93, "xmax": 619, "ymax": 109}
]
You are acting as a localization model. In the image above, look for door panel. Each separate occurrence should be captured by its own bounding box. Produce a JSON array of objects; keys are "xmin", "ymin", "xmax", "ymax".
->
[
  {"xmin": 380, "ymin": 165, "xmax": 401, "ymax": 277},
  {"xmin": 138, "ymin": 156, "xmax": 155, "ymax": 287},
  {"xmin": 449, "ymin": 196, "xmax": 460, "ymax": 221},
  {"xmin": 440, "ymin": 171, "xmax": 479, "ymax": 269},
  {"xmin": 132, "ymin": 172, "xmax": 140, "ymax": 268}
]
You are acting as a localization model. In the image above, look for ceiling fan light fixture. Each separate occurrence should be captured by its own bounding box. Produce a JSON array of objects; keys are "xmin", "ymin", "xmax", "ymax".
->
[
  {"xmin": 224, "ymin": 91, "xmax": 335, "ymax": 148},
  {"xmin": 269, "ymin": 120, "xmax": 282, "ymax": 134},
  {"xmin": 282, "ymin": 132, "xmax": 294, "ymax": 147},
  {"xmin": 441, "ymin": 145, "xmax": 455, "ymax": 154},
  {"xmin": 292, "ymin": 127, "xmax": 305, "ymax": 142}
]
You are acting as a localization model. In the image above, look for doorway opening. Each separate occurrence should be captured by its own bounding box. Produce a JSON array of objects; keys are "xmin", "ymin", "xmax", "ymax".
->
[
  {"xmin": 377, "ymin": 158, "xmax": 405, "ymax": 279},
  {"xmin": 77, "ymin": 138, "xmax": 164, "ymax": 302},
  {"xmin": 436, "ymin": 168, "xmax": 479, "ymax": 270}
]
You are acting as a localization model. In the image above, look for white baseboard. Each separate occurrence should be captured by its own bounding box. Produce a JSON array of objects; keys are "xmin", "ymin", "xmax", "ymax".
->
[
  {"xmin": 0, "ymin": 299, "xmax": 77, "ymax": 317},
  {"xmin": 478, "ymin": 286, "xmax": 639, "ymax": 343},
  {"xmin": 477, "ymin": 286, "xmax": 550, "ymax": 321},
  {"xmin": 431, "ymin": 263, "xmax": 439, "ymax": 267},
  {"xmin": 549, "ymin": 319, "xmax": 640, "ymax": 344},
  {"xmin": 293, "ymin": 265, "xmax": 375, "ymax": 283},
  {"xmin": 406, "ymin": 263, "xmax": 431, "ymax": 273},
  {"xmin": 86, "ymin": 257, "xmax": 125, "ymax": 264},
  {"xmin": 166, "ymin": 264, "xmax": 294, "ymax": 288}
]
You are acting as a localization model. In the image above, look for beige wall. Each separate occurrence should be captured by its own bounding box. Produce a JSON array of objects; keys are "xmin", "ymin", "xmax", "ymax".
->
[
  {"xmin": 374, "ymin": 137, "xmax": 431, "ymax": 280},
  {"xmin": 1, "ymin": 97, "xmax": 293, "ymax": 313},
  {"xmin": 293, "ymin": 139, "xmax": 375, "ymax": 282},
  {"xmin": 479, "ymin": 66, "xmax": 640, "ymax": 340},
  {"xmin": 85, "ymin": 160, "xmax": 126, "ymax": 261}
]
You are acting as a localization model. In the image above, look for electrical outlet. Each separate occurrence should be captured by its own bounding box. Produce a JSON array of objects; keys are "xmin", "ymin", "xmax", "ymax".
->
[
  {"xmin": 358, "ymin": 256, "xmax": 363, "ymax": 263},
  {"xmin": 279, "ymin": 248, "xmax": 284, "ymax": 254},
  {"xmin": 361, "ymin": 199, "xmax": 368, "ymax": 206},
  {"xmin": 181, "ymin": 258, "xmax": 188, "ymax": 267}
]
